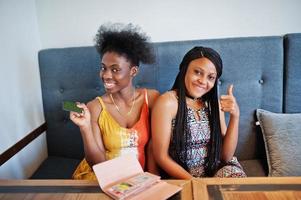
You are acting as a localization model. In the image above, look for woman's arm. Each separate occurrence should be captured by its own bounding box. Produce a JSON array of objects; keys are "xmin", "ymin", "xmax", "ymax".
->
[
  {"xmin": 151, "ymin": 92, "xmax": 192, "ymax": 179},
  {"xmin": 70, "ymin": 99, "xmax": 106, "ymax": 167},
  {"xmin": 145, "ymin": 140, "xmax": 159, "ymax": 174},
  {"xmin": 219, "ymin": 85, "xmax": 240, "ymax": 162}
]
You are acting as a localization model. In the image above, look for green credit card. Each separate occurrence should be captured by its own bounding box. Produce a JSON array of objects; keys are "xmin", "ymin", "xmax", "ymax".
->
[{"xmin": 62, "ymin": 101, "xmax": 83, "ymax": 113}]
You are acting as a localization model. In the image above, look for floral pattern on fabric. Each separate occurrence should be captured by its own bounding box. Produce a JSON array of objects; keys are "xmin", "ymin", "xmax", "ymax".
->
[{"xmin": 170, "ymin": 106, "xmax": 246, "ymax": 177}]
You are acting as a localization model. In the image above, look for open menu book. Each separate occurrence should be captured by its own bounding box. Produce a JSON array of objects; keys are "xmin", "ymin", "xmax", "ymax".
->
[{"xmin": 92, "ymin": 155, "xmax": 182, "ymax": 200}]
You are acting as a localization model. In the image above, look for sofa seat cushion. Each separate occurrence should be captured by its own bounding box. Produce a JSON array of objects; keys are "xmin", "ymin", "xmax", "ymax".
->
[
  {"xmin": 239, "ymin": 159, "xmax": 268, "ymax": 177},
  {"xmin": 30, "ymin": 156, "xmax": 81, "ymax": 179}
]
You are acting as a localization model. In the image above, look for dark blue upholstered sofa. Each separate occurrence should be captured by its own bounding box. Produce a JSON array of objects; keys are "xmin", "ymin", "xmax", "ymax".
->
[{"xmin": 31, "ymin": 33, "xmax": 301, "ymax": 179}]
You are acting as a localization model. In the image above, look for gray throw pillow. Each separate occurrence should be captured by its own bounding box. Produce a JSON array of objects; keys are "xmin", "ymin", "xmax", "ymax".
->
[{"xmin": 256, "ymin": 109, "xmax": 301, "ymax": 176}]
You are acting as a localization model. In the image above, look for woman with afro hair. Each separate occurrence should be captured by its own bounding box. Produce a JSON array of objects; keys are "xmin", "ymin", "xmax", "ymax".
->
[
  {"xmin": 152, "ymin": 46, "xmax": 246, "ymax": 178},
  {"xmin": 70, "ymin": 23, "xmax": 159, "ymax": 180}
]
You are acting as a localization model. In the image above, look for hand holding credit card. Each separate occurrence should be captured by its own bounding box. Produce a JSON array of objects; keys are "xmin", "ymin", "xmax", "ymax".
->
[{"xmin": 62, "ymin": 101, "xmax": 83, "ymax": 113}]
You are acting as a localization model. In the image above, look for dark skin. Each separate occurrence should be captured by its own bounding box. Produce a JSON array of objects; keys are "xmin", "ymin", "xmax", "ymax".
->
[{"xmin": 70, "ymin": 51, "xmax": 159, "ymax": 173}]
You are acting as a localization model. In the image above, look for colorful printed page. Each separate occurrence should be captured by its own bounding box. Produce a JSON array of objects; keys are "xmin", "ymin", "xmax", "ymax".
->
[{"xmin": 106, "ymin": 172, "xmax": 160, "ymax": 199}]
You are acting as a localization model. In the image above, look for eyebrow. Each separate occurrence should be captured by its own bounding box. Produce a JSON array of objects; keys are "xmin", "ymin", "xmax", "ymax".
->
[
  {"xmin": 101, "ymin": 63, "xmax": 120, "ymax": 68},
  {"xmin": 193, "ymin": 66, "xmax": 217, "ymax": 75}
]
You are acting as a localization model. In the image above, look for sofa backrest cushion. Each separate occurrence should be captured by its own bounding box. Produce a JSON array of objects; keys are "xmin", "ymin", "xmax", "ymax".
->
[
  {"xmin": 39, "ymin": 47, "xmax": 102, "ymax": 159},
  {"xmin": 284, "ymin": 33, "xmax": 301, "ymax": 113}
]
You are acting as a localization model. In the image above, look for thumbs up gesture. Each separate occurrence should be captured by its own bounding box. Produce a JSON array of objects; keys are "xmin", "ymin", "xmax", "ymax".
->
[{"xmin": 220, "ymin": 84, "xmax": 240, "ymax": 117}]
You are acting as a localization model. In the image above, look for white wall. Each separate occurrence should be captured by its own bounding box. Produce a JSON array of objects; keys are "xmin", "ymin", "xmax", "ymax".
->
[
  {"xmin": 36, "ymin": 0, "xmax": 301, "ymax": 49},
  {"xmin": 0, "ymin": 0, "xmax": 47, "ymax": 179}
]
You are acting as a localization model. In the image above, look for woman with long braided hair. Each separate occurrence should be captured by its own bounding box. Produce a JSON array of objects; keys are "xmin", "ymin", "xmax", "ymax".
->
[{"xmin": 152, "ymin": 46, "xmax": 246, "ymax": 178}]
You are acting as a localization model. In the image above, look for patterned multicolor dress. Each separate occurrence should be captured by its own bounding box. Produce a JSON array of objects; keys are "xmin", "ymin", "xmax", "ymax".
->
[
  {"xmin": 170, "ymin": 106, "xmax": 246, "ymax": 177},
  {"xmin": 72, "ymin": 90, "xmax": 150, "ymax": 180}
]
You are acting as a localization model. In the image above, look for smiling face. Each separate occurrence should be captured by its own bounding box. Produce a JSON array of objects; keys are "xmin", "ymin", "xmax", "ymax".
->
[
  {"xmin": 184, "ymin": 57, "xmax": 217, "ymax": 98},
  {"xmin": 100, "ymin": 51, "xmax": 137, "ymax": 93}
]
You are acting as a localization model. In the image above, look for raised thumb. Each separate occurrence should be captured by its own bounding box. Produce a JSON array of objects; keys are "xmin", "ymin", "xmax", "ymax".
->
[{"xmin": 227, "ymin": 84, "xmax": 234, "ymax": 96}]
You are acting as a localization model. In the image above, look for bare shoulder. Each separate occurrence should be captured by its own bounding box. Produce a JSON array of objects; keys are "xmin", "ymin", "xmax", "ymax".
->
[
  {"xmin": 156, "ymin": 90, "xmax": 178, "ymax": 107},
  {"xmin": 86, "ymin": 98, "xmax": 100, "ymax": 109},
  {"xmin": 87, "ymin": 97, "xmax": 102, "ymax": 119},
  {"xmin": 146, "ymin": 88, "xmax": 160, "ymax": 99},
  {"xmin": 153, "ymin": 90, "xmax": 178, "ymax": 116},
  {"xmin": 145, "ymin": 88, "xmax": 160, "ymax": 108}
]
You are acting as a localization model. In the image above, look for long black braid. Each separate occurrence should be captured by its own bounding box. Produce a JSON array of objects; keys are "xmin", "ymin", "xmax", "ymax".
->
[{"xmin": 170, "ymin": 46, "xmax": 223, "ymax": 176}]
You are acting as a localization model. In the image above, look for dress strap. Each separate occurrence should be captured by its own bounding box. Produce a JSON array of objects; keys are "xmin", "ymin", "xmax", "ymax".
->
[
  {"xmin": 97, "ymin": 97, "xmax": 106, "ymax": 110},
  {"xmin": 144, "ymin": 89, "xmax": 149, "ymax": 106}
]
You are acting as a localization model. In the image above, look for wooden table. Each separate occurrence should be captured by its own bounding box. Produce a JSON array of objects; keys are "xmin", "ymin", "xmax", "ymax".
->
[
  {"xmin": 3, "ymin": 177, "xmax": 300, "ymax": 199},
  {"xmin": 0, "ymin": 179, "xmax": 192, "ymax": 200},
  {"xmin": 193, "ymin": 177, "xmax": 301, "ymax": 200}
]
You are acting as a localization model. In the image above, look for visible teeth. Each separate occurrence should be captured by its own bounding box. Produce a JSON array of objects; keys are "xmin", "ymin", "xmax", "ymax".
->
[{"xmin": 104, "ymin": 83, "xmax": 115, "ymax": 88}]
